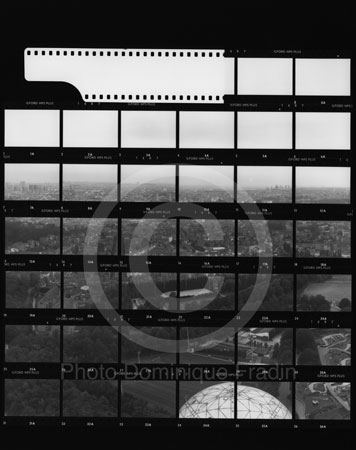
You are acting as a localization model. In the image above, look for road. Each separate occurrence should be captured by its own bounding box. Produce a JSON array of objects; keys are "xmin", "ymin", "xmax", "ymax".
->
[{"xmin": 325, "ymin": 382, "xmax": 350, "ymax": 411}]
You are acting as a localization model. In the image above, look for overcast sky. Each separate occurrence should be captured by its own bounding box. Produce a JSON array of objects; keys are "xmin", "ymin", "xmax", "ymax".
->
[
  {"xmin": 63, "ymin": 164, "xmax": 117, "ymax": 183},
  {"xmin": 121, "ymin": 164, "xmax": 175, "ymax": 184},
  {"xmin": 296, "ymin": 166, "xmax": 350, "ymax": 188},
  {"xmin": 180, "ymin": 165, "xmax": 233, "ymax": 188},
  {"xmin": 237, "ymin": 166, "xmax": 292, "ymax": 188},
  {"xmin": 5, "ymin": 163, "xmax": 59, "ymax": 183}
]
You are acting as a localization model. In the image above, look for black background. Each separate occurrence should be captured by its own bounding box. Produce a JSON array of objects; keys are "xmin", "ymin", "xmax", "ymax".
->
[{"xmin": 0, "ymin": 2, "xmax": 353, "ymax": 448}]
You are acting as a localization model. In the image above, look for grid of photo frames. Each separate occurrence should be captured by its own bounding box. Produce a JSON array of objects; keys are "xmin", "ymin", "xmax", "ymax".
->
[{"xmin": 1, "ymin": 50, "xmax": 352, "ymax": 429}]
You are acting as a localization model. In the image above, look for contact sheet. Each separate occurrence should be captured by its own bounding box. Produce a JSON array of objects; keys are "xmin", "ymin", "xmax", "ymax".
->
[{"xmin": 0, "ymin": 48, "xmax": 353, "ymax": 430}]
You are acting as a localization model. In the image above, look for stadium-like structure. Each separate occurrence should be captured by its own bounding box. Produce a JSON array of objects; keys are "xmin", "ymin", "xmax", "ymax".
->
[{"xmin": 179, "ymin": 382, "xmax": 292, "ymax": 419}]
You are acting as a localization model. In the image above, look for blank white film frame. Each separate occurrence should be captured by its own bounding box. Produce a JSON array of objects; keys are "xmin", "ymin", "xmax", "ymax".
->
[
  {"xmin": 237, "ymin": 58, "xmax": 293, "ymax": 95},
  {"xmin": 4, "ymin": 109, "xmax": 60, "ymax": 147},
  {"xmin": 296, "ymin": 58, "xmax": 351, "ymax": 96},
  {"xmin": 296, "ymin": 113, "xmax": 350, "ymax": 150},
  {"xmin": 63, "ymin": 110, "xmax": 118, "ymax": 147},
  {"xmin": 121, "ymin": 111, "xmax": 176, "ymax": 148},
  {"xmin": 237, "ymin": 112, "xmax": 293, "ymax": 149},
  {"xmin": 179, "ymin": 111, "xmax": 234, "ymax": 148}
]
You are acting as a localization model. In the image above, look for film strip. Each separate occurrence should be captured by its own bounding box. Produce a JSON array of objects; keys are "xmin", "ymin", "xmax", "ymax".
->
[
  {"xmin": 25, "ymin": 48, "xmax": 234, "ymax": 103},
  {"xmin": 24, "ymin": 48, "xmax": 351, "ymax": 103},
  {"xmin": 1, "ymin": 48, "xmax": 353, "ymax": 429}
]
